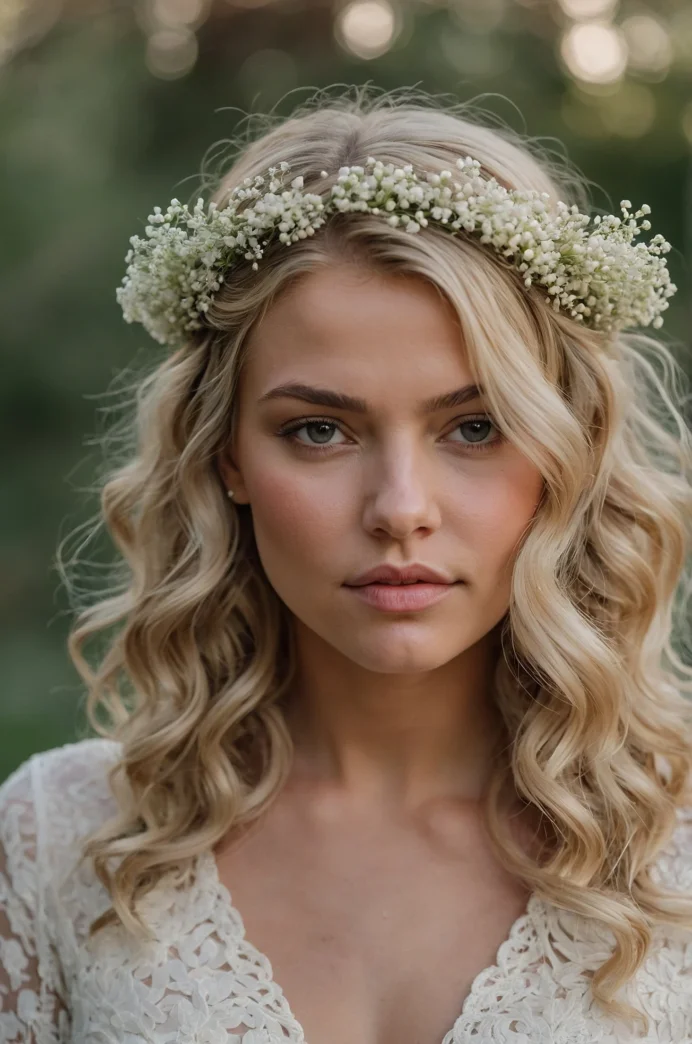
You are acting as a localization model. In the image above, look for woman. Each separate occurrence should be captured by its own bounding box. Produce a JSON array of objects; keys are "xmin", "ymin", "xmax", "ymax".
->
[{"xmin": 2, "ymin": 86, "xmax": 692, "ymax": 1043}]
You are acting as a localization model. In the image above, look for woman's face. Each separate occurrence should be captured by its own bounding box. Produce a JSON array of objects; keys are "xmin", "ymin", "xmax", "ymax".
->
[{"xmin": 219, "ymin": 262, "xmax": 544, "ymax": 675}]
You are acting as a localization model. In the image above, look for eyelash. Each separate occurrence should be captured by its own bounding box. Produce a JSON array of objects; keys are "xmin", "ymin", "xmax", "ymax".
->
[{"xmin": 276, "ymin": 415, "xmax": 504, "ymax": 456}]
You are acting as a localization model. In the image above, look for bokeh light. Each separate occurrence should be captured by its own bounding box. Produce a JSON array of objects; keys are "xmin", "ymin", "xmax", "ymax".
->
[
  {"xmin": 0, "ymin": 0, "xmax": 24, "ymax": 64},
  {"xmin": 152, "ymin": 0, "xmax": 210, "ymax": 29},
  {"xmin": 557, "ymin": 0, "xmax": 619, "ymax": 20},
  {"xmin": 560, "ymin": 21, "xmax": 627, "ymax": 85},
  {"xmin": 0, "ymin": 0, "xmax": 62, "ymax": 65},
  {"xmin": 621, "ymin": 14, "xmax": 672, "ymax": 79},
  {"xmin": 334, "ymin": 0, "xmax": 399, "ymax": 60},
  {"xmin": 146, "ymin": 26, "xmax": 198, "ymax": 78},
  {"xmin": 669, "ymin": 8, "xmax": 692, "ymax": 71}
]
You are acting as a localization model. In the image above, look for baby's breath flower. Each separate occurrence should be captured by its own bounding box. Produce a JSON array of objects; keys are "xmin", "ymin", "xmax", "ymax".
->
[{"xmin": 116, "ymin": 156, "xmax": 677, "ymax": 348}]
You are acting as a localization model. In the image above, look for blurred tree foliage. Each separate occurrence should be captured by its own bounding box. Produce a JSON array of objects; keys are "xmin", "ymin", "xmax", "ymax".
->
[{"xmin": 1, "ymin": 1, "xmax": 690, "ymax": 779}]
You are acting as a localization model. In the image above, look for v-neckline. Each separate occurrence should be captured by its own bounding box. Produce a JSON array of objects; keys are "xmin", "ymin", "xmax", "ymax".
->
[{"xmin": 197, "ymin": 846, "xmax": 546, "ymax": 1044}]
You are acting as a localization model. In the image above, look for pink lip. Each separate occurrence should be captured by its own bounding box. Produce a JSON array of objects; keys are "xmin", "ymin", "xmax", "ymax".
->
[
  {"xmin": 346, "ymin": 581, "xmax": 460, "ymax": 612},
  {"xmin": 347, "ymin": 563, "xmax": 456, "ymax": 586}
]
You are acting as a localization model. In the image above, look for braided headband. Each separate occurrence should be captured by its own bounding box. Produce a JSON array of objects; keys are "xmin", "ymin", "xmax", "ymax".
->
[{"xmin": 116, "ymin": 155, "xmax": 676, "ymax": 350}]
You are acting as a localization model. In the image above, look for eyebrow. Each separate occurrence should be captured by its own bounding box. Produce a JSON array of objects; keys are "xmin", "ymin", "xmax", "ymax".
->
[{"xmin": 257, "ymin": 381, "xmax": 485, "ymax": 414}]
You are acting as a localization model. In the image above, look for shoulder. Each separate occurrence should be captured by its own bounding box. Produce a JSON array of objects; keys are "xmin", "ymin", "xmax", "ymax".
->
[
  {"xmin": 0, "ymin": 736, "xmax": 122, "ymax": 817},
  {"xmin": 0, "ymin": 737, "xmax": 123, "ymax": 887}
]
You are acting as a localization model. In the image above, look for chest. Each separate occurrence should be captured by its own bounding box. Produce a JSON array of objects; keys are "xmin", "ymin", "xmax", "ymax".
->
[{"xmin": 212, "ymin": 801, "xmax": 533, "ymax": 1044}]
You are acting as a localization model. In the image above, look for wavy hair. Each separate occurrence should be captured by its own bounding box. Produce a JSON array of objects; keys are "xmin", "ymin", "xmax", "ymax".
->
[{"xmin": 57, "ymin": 84, "xmax": 692, "ymax": 1035}]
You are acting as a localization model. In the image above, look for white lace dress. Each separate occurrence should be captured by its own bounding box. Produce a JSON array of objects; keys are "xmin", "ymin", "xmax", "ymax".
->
[{"xmin": 1, "ymin": 738, "xmax": 691, "ymax": 1044}]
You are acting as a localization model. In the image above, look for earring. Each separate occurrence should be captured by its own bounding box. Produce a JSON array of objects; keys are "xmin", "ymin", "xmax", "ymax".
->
[{"xmin": 226, "ymin": 489, "xmax": 235, "ymax": 499}]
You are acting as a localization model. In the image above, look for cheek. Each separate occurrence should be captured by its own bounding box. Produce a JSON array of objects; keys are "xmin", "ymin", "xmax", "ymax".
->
[
  {"xmin": 456, "ymin": 464, "xmax": 543, "ymax": 565},
  {"xmin": 248, "ymin": 469, "xmax": 347, "ymax": 571}
]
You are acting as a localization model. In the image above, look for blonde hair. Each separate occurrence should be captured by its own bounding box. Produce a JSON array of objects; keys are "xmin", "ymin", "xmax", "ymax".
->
[{"xmin": 58, "ymin": 85, "xmax": 692, "ymax": 1035}]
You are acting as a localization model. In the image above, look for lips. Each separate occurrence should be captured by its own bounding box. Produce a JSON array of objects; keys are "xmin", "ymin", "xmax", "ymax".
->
[
  {"xmin": 346, "ymin": 579, "xmax": 458, "ymax": 612},
  {"xmin": 367, "ymin": 580, "xmax": 439, "ymax": 588},
  {"xmin": 346, "ymin": 563, "xmax": 456, "ymax": 586}
]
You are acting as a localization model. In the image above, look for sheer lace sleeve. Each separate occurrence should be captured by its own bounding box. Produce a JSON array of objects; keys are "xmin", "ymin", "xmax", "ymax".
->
[{"xmin": 0, "ymin": 755, "xmax": 71, "ymax": 1043}]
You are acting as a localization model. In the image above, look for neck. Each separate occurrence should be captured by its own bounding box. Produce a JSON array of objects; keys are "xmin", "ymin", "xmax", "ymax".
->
[{"xmin": 280, "ymin": 625, "xmax": 506, "ymax": 814}]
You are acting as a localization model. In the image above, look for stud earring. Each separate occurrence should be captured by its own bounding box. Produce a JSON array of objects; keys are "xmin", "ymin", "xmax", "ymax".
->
[{"xmin": 226, "ymin": 489, "xmax": 235, "ymax": 499}]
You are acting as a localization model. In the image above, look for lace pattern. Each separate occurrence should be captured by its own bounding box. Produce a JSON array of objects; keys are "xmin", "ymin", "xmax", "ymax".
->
[{"xmin": 1, "ymin": 738, "xmax": 691, "ymax": 1044}]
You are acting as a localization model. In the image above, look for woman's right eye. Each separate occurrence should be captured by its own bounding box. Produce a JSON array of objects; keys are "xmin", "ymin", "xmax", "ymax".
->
[{"xmin": 277, "ymin": 419, "xmax": 347, "ymax": 453}]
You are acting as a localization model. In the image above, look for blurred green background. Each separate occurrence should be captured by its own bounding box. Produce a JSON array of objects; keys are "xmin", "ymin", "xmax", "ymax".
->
[{"xmin": 2, "ymin": 0, "xmax": 691, "ymax": 781}]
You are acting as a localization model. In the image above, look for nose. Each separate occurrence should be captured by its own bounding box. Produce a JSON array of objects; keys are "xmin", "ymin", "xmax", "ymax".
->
[{"xmin": 361, "ymin": 457, "xmax": 442, "ymax": 539}]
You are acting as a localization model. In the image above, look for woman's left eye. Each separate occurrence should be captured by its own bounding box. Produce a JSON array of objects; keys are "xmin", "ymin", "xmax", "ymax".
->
[{"xmin": 277, "ymin": 416, "xmax": 504, "ymax": 454}]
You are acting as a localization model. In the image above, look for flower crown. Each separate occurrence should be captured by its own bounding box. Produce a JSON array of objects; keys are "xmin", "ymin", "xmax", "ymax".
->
[{"xmin": 116, "ymin": 155, "xmax": 676, "ymax": 349}]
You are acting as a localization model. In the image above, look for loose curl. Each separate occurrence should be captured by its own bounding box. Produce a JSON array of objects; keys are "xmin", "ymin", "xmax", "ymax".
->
[{"xmin": 57, "ymin": 85, "xmax": 692, "ymax": 1035}]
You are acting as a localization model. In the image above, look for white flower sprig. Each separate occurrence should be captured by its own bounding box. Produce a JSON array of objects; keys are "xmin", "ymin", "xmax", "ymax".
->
[{"xmin": 116, "ymin": 156, "xmax": 676, "ymax": 348}]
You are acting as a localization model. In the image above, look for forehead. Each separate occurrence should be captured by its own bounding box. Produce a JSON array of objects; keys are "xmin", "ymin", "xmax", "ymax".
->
[{"xmin": 243, "ymin": 263, "xmax": 471, "ymax": 387}]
